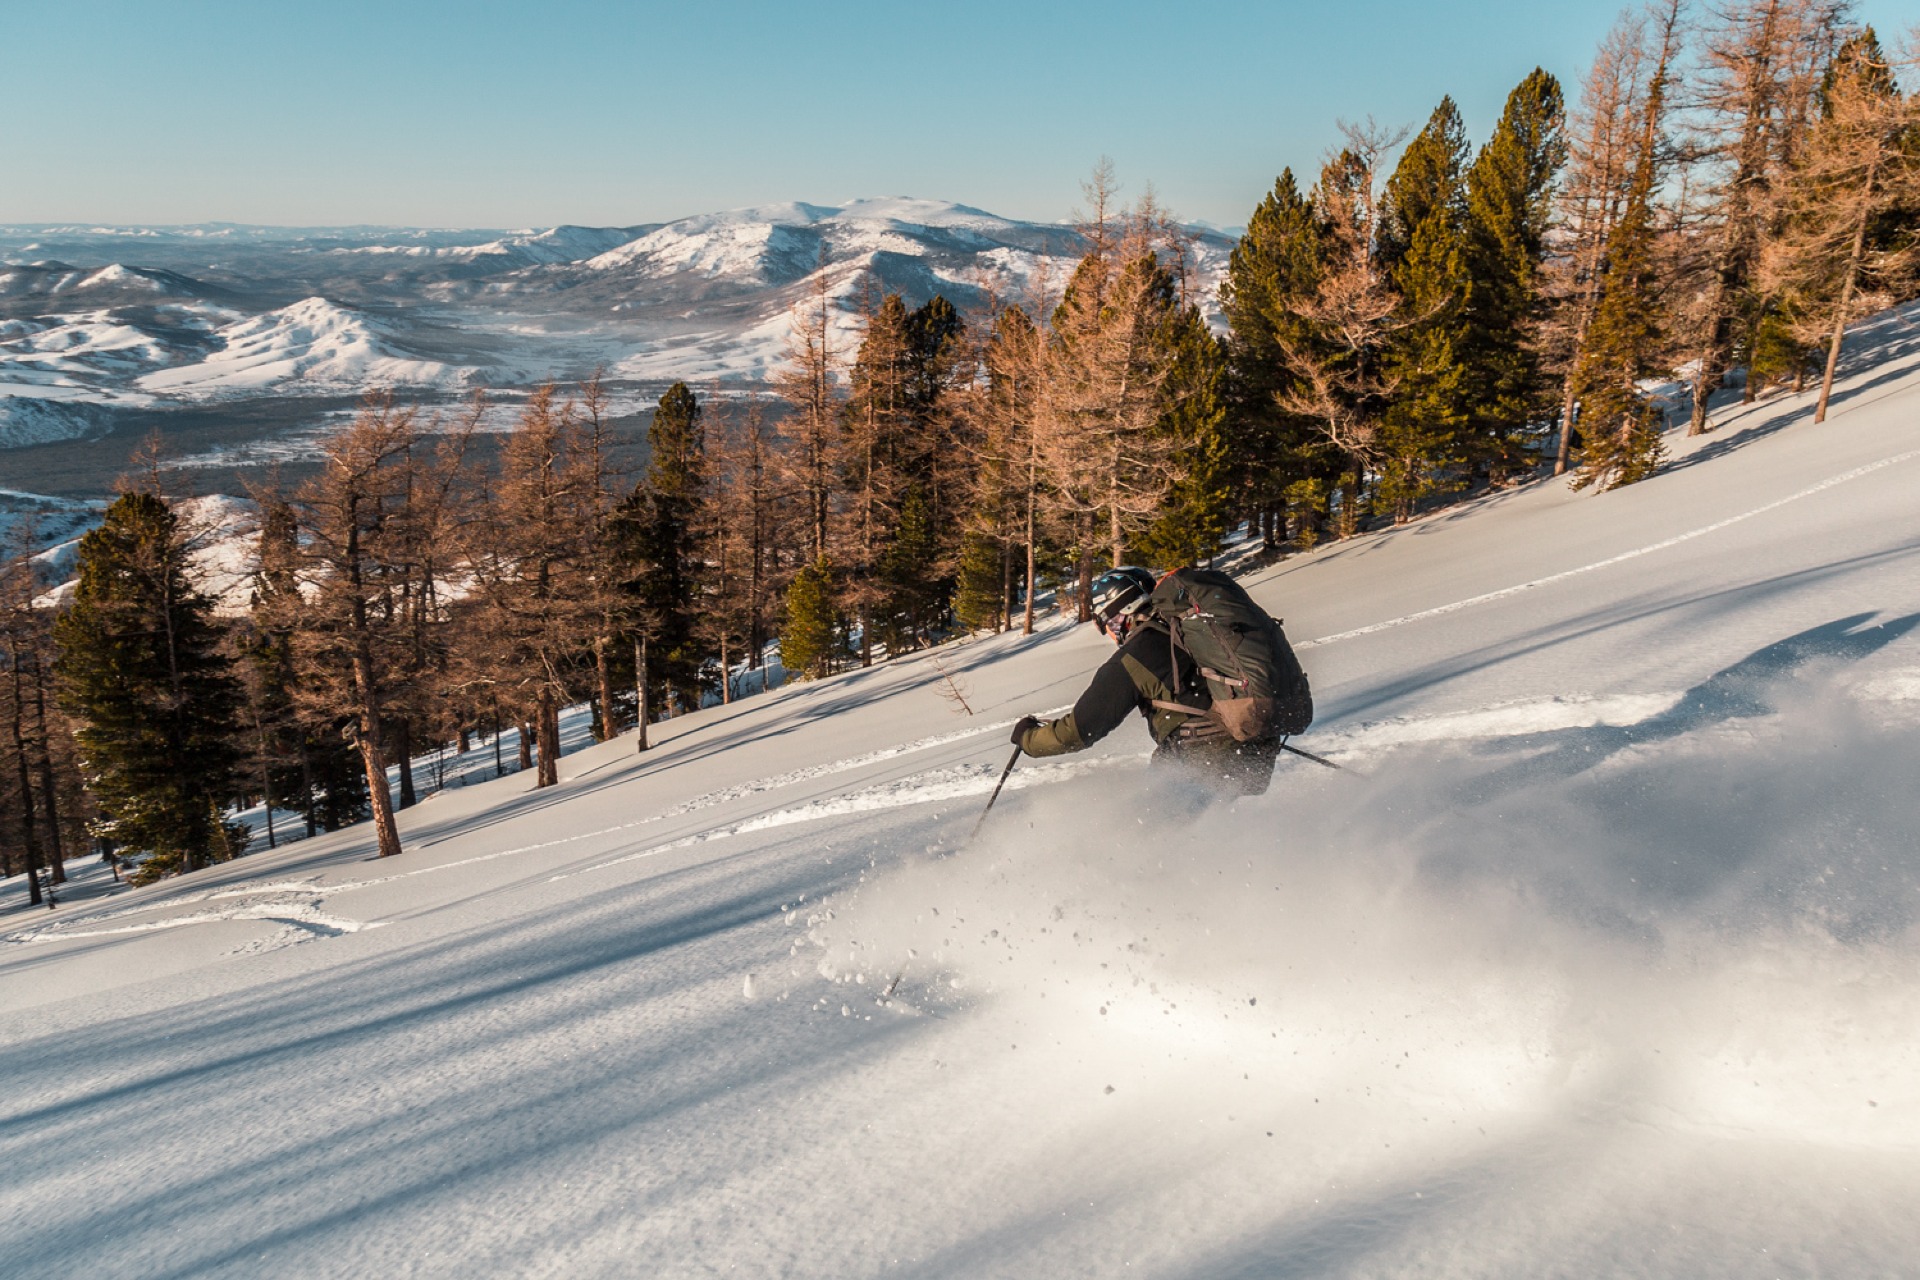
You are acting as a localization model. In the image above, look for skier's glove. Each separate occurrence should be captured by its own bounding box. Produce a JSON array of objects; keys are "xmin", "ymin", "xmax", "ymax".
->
[{"xmin": 1010, "ymin": 715, "xmax": 1040, "ymax": 750}]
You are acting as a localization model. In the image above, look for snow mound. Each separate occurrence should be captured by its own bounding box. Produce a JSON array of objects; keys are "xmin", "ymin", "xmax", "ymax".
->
[
  {"xmin": 76, "ymin": 263, "xmax": 163, "ymax": 291},
  {"xmin": 136, "ymin": 297, "xmax": 479, "ymax": 398}
]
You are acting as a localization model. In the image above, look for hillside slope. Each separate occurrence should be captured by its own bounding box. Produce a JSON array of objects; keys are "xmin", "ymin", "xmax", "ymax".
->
[{"xmin": 2, "ymin": 309, "xmax": 1918, "ymax": 1277}]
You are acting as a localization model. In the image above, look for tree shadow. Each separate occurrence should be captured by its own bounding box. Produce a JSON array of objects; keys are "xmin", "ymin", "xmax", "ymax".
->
[{"xmin": 1460, "ymin": 610, "xmax": 1920, "ymax": 804}]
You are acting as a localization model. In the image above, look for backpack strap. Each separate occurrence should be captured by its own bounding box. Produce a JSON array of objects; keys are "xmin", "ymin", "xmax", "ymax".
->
[{"xmin": 1150, "ymin": 699, "xmax": 1227, "ymax": 741}]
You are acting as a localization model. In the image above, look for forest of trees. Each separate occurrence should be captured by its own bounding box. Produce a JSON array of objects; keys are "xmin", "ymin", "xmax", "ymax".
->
[{"xmin": 5, "ymin": 0, "xmax": 1917, "ymax": 888}]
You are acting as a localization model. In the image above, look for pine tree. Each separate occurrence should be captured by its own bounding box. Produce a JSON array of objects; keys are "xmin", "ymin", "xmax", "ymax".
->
[
  {"xmin": 1378, "ymin": 98, "xmax": 1474, "ymax": 520},
  {"xmin": 2, "ymin": 541, "xmax": 83, "ymax": 900},
  {"xmin": 1572, "ymin": 7, "xmax": 1683, "ymax": 491},
  {"xmin": 1547, "ymin": 7, "xmax": 1667, "ymax": 476},
  {"xmin": 1138, "ymin": 303, "xmax": 1234, "ymax": 562},
  {"xmin": 705, "ymin": 391, "xmax": 786, "ymax": 682},
  {"xmin": 1683, "ymin": 0, "xmax": 1852, "ymax": 434},
  {"xmin": 53, "ymin": 492, "xmax": 245, "ymax": 882},
  {"xmin": 1460, "ymin": 68, "xmax": 1567, "ymax": 475},
  {"xmin": 1761, "ymin": 26, "xmax": 1920, "ymax": 422},
  {"xmin": 951, "ymin": 528, "xmax": 1006, "ymax": 633},
  {"xmin": 1040, "ymin": 209, "xmax": 1187, "ymax": 594},
  {"xmin": 1219, "ymin": 168, "xmax": 1334, "ymax": 546},
  {"xmin": 1379, "ymin": 97, "xmax": 1471, "ymax": 279},
  {"xmin": 780, "ymin": 556, "xmax": 839, "ymax": 679},
  {"xmin": 839, "ymin": 291, "xmax": 915, "ymax": 666},
  {"xmin": 902, "ymin": 293, "xmax": 969, "ymax": 554},
  {"xmin": 1378, "ymin": 208, "xmax": 1471, "ymax": 520},
  {"xmin": 776, "ymin": 257, "xmax": 843, "ymax": 562},
  {"xmin": 467, "ymin": 385, "xmax": 600, "ymax": 786},
  {"xmin": 248, "ymin": 496, "xmax": 365, "ymax": 836},
  {"xmin": 876, "ymin": 484, "xmax": 940, "ymax": 651},
  {"xmin": 974, "ymin": 303, "xmax": 1049, "ymax": 633},
  {"xmin": 287, "ymin": 394, "xmax": 428, "ymax": 855},
  {"xmin": 627, "ymin": 382, "xmax": 709, "ymax": 703},
  {"xmin": 1277, "ymin": 124, "xmax": 1414, "ymax": 536}
]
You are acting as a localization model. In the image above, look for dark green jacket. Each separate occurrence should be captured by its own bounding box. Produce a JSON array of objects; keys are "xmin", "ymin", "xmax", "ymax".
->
[{"xmin": 1018, "ymin": 619, "xmax": 1281, "ymax": 794}]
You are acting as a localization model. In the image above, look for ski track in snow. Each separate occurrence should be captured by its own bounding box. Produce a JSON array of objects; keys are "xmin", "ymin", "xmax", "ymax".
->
[
  {"xmin": 557, "ymin": 751, "xmax": 1149, "ymax": 881},
  {"xmin": 1294, "ymin": 448, "xmax": 1920, "ymax": 650},
  {"xmin": 0, "ymin": 710, "xmax": 1072, "ymax": 949}
]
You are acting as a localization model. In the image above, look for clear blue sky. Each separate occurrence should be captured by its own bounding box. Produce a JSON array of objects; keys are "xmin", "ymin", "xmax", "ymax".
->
[{"xmin": 8, "ymin": 0, "xmax": 1919, "ymax": 230}]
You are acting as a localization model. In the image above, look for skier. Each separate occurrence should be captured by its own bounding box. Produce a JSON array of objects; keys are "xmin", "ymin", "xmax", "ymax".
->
[{"xmin": 1009, "ymin": 567, "xmax": 1309, "ymax": 797}]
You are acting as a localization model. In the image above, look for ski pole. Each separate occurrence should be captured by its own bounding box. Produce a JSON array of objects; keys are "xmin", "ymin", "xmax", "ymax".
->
[
  {"xmin": 1279, "ymin": 738, "xmax": 1364, "ymax": 777},
  {"xmin": 967, "ymin": 745, "xmax": 1023, "ymax": 841},
  {"xmin": 884, "ymin": 745, "xmax": 1022, "ymax": 1000}
]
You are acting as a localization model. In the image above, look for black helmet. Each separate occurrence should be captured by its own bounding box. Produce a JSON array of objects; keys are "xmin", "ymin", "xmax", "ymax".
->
[{"xmin": 1089, "ymin": 566, "xmax": 1157, "ymax": 629}]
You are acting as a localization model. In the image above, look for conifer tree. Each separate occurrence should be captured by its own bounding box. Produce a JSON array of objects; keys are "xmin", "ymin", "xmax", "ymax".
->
[
  {"xmin": 1460, "ymin": 68, "xmax": 1567, "ymax": 474},
  {"xmin": 1571, "ymin": 4, "xmax": 1683, "ymax": 490},
  {"xmin": 1761, "ymin": 26, "xmax": 1919, "ymax": 422},
  {"xmin": 1138, "ymin": 304, "xmax": 1234, "ymax": 562},
  {"xmin": 1379, "ymin": 97, "xmax": 1471, "ymax": 280},
  {"xmin": 839, "ymin": 291, "xmax": 915, "ymax": 665},
  {"xmin": 623, "ymin": 381, "xmax": 708, "ymax": 704},
  {"xmin": 1220, "ymin": 168, "xmax": 1333, "ymax": 545},
  {"xmin": 705, "ymin": 391, "xmax": 786, "ymax": 679},
  {"xmin": 1277, "ymin": 124, "xmax": 1413, "ymax": 535},
  {"xmin": 288, "ymin": 394, "xmax": 428, "ymax": 855},
  {"xmin": 780, "ymin": 556, "xmax": 839, "ymax": 679},
  {"xmin": 1378, "ymin": 99, "xmax": 1473, "ymax": 519},
  {"xmin": 1683, "ymin": 0, "xmax": 1853, "ymax": 434},
  {"xmin": 1379, "ymin": 205, "xmax": 1471, "ymax": 520},
  {"xmin": 973, "ymin": 303, "xmax": 1049, "ymax": 632},
  {"xmin": 1548, "ymin": 7, "xmax": 1666, "ymax": 475},
  {"xmin": 2, "ymin": 543, "xmax": 84, "ymax": 899},
  {"xmin": 951, "ymin": 528, "xmax": 1006, "ymax": 633},
  {"xmin": 902, "ymin": 294, "xmax": 969, "ymax": 548},
  {"xmin": 54, "ymin": 492, "xmax": 245, "ymax": 881},
  {"xmin": 875, "ymin": 484, "xmax": 940, "ymax": 651},
  {"xmin": 777, "ymin": 259, "xmax": 843, "ymax": 562},
  {"xmin": 466, "ymin": 385, "xmax": 601, "ymax": 786},
  {"xmin": 1040, "ymin": 210, "xmax": 1186, "ymax": 597},
  {"xmin": 248, "ymin": 496, "xmax": 365, "ymax": 836}
]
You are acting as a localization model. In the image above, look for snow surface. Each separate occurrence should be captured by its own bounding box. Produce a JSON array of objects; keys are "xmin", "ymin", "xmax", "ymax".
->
[{"xmin": 3, "ymin": 313, "xmax": 1920, "ymax": 1276}]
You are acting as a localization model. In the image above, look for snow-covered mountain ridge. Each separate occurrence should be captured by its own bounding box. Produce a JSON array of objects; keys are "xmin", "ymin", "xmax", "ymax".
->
[{"xmin": 0, "ymin": 200, "xmax": 1233, "ymax": 487}]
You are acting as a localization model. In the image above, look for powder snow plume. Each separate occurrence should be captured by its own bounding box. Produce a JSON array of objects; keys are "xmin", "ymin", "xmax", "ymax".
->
[{"xmin": 796, "ymin": 655, "xmax": 1920, "ymax": 1275}]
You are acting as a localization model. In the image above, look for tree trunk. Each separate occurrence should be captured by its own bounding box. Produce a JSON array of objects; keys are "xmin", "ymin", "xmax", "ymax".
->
[
  {"xmin": 300, "ymin": 741, "xmax": 317, "ymax": 837},
  {"xmin": 517, "ymin": 722, "xmax": 533, "ymax": 772},
  {"xmin": 251, "ymin": 699, "xmax": 277, "ymax": 850},
  {"xmin": 1023, "ymin": 481, "xmax": 1037, "ymax": 636},
  {"xmin": 634, "ymin": 634, "xmax": 651, "ymax": 753},
  {"xmin": 9, "ymin": 663, "xmax": 44, "ymax": 905},
  {"xmin": 595, "ymin": 635, "xmax": 617, "ymax": 742},
  {"xmin": 535, "ymin": 688, "xmax": 559, "ymax": 788},
  {"xmin": 1000, "ymin": 539, "xmax": 1013, "ymax": 634},
  {"xmin": 1815, "ymin": 178, "xmax": 1873, "ymax": 425},
  {"xmin": 29, "ymin": 657, "xmax": 65, "ymax": 882},
  {"xmin": 394, "ymin": 719, "xmax": 416, "ymax": 809},
  {"xmin": 355, "ymin": 723, "xmax": 402, "ymax": 859}
]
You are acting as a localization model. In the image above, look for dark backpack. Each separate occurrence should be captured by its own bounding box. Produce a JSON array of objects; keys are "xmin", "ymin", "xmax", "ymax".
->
[{"xmin": 1147, "ymin": 567, "xmax": 1312, "ymax": 742}]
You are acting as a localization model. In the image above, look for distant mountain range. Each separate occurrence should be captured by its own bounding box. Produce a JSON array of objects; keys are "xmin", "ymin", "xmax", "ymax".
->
[{"xmin": 0, "ymin": 200, "xmax": 1236, "ymax": 498}]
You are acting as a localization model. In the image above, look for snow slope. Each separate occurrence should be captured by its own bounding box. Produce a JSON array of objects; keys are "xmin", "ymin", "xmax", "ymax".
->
[{"xmin": 3, "ymin": 310, "xmax": 1919, "ymax": 1277}]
